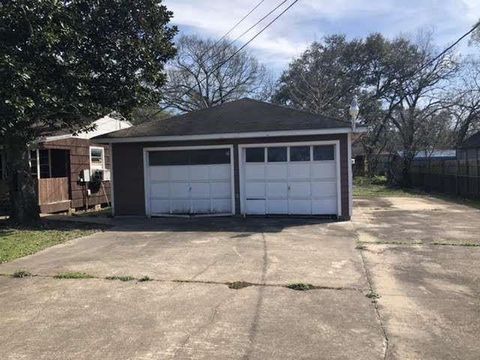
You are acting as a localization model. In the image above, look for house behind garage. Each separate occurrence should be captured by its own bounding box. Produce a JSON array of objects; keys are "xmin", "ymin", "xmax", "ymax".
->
[{"xmin": 96, "ymin": 98, "xmax": 362, "ymax": 220}]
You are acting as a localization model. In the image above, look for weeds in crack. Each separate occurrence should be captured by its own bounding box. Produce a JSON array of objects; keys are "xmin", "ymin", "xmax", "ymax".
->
[
  {"xmin": 105, "ymin": 275, "xmax": 135, "ymax": 282},
  {"xmin": 286, "ymin": 283, "xmax": 315, "ymax": 291},
  {"xmin": 12, "ymin": 270, "xmax": 32, "ymax": 278},
  {"xmin": 227, "ymin": 281, "xmax": 253, "ymax": 289},
  {"xmin": 54, "ymin": 272, "xmax": 94, "ymax": 279}
]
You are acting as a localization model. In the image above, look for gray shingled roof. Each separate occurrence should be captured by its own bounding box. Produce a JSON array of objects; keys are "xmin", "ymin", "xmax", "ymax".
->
[
  {"xmin": 97, "ymin": 98, "xmax": 351, "ymax": 139},
  {"xmin": 460, "ymin": 132, "xmax": 480, "ymax": 149}
]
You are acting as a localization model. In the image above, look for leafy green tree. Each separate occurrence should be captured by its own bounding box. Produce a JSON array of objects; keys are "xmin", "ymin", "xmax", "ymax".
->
[
  {"xmin": 0, "ymin": 0, "xmax": 177, "ymax": 222},
  {"xmin": 272, "ymin": 33, "xmax": 459, "ymax": 185}
]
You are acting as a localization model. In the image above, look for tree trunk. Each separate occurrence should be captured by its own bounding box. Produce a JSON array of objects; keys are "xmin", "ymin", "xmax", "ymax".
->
[
  {"xmin": 5, "ymin": 138, "xmax": 39, "ymax": 223},
  {"xmin": 401, "ymin": 154, "xmax": 413, "ymax": 188}
]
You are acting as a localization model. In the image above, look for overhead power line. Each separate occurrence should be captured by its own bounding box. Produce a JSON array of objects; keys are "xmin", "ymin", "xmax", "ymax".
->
[
  {"xmin": 213, "ymin": 0, "xmax": 267, "ymax": 47},
  {"xmin": 159, "ymin": 0, "xmax": 300, "ymax": 113},
  {"xmin": 421, "ymin": 21, "xmax": 480, "ymax": 71},
  {"xmin": 213, "ymin": 0, "xmax": 299, "ymax": 73},
  {"xmin": 224, "ymin": 0, "xmax": 290, "ymax": 49}
]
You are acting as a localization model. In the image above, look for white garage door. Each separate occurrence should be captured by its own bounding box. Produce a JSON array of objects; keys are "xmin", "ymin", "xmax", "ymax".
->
[
  {"xmin": 146, "ymin": 148, "xmax": 233, "ymax": 215},
  {"xmin": 242, "ymin": 144, "xmax": 339, "ymax": 215}
]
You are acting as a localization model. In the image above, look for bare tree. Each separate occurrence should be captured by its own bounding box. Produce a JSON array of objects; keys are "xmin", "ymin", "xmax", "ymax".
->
[
  {"xmin": 162, "ymin": 35, "xmax": 271, "ymax": 112},
  {"xmin": 384, "ymin": 33, "xmax": 459, "ymax": 185},
  {"xmin": 446, "ymin": 59, "xmax": 480, "ymax": 146}
]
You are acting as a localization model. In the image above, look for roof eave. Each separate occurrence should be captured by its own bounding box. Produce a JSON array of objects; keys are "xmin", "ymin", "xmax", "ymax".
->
[{"xmin": 95, "ymin": 127, "xmax": 357, "ymax": 144}]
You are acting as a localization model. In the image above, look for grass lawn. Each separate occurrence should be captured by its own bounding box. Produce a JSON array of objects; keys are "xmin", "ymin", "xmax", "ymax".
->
[
  {"xmin": 0, "ymin": 220, "xmax": 107, "ymax": 263},
  {"xmin": 354, "ymin": 176, "xmax": 480, "ymax": 209},
  {"xmin": 353, "ymin": 176, "xmax": 418, "ymax": 197}
]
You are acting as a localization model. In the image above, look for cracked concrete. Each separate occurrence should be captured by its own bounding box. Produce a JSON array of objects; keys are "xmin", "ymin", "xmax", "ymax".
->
[
  {"xmin": 1, "ymin": 197, "xmax": 479, "ymax": 359},
  {"xmin": 352, "ymin": 197, "xmax": 480, "ymax": 360}
]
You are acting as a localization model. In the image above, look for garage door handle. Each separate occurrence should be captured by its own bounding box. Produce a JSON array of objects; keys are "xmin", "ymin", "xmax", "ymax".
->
[
  {"xmin": 189, "ymin": 186, "xmax": 192, "ymax": 191},
  {"xmin": 288, "ymin": 185, "xmax": 291, "ymax": 191}
]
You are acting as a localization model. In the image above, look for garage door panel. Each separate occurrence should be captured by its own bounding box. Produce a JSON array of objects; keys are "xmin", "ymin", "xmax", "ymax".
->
[
  {"xmin": 150, "ymin": 200, "xmax": 170, "ymax": 214},
  {"xmin": 311, "ymin": 163, "xmax": 336, "ymax": 179},
  {"xmin": 266, "ymin": 183, "xmax": 288, "ymax": 198},
  {"xmin": 191, "ymin": 199, "xmax": 210, "ymax": 213},
  {"xmin": 246, "ymin": 182, "xmax": 265, "ymax": 198},
  {"xmin": 190, "ymin": 182, "xmax": 210, "ymax": 198},
  {"xmin": 288, "ymin": 164, "xmax": 310, "ymax": 179},
  {"xmin": 148, "ymin": 149, "xmax": 233, "ymax": 215},
  {"xmin": 189, "ymin": 165, "xmax": 209, "ymax": 181},
  {"xmin": 170, "ymin": 183, "xmax": 190, "ymax": 198},
  {"xmin": 209, "ymin": 165, "xmax": 231, "ymax": 180},
  {"xmin": 211, "ymin": 199, "xmax": 231, "ymax": 213},
  {"xmin": 311, "ymin": 181, "xmax": 337, "ymax": 197},
  {"xmin": 149, "ymin": 167, "xmax": 169, "ymax": 181},
  {"xmin": 312, "ymin": 198, "xmax": 337, "ymax": 214},
  {"xmin": 246, "ymin": 164, "xmax": 265, "ymax": 180},
  {"xmin": 246, "ymin": 200, "xmax": 265, "ymax": 214},
  {"xmin": 267, "ymin": 200, "xmax": 288, "ymax": 214},
  {"xmin": 288, "ymin": 200, "xmax": 311, "ymax": 214},
  {"xmin": 289, "ymin": 182, "xmax": 311, "ymax": 198},
  {"xmin": 210, "ymin": 182, "xmax": 230, "ymax": 198},
  {"xmin": 242, "ymin": 144, "xmax": 339, "ymax": 216},
  {"xmin": 170, "ymin": 199, "xmax": 190, "ymax": 213},
  {"xmin": 150, "ymin": 183, "xmax": 169, "ymax": 198},
  {"xmin": 266, "ymin": 164, "xmax": 287, "ymax": 180},
  {"xmin": 170, "ymin": 166, "xmax": 189, "ymax": 181}
]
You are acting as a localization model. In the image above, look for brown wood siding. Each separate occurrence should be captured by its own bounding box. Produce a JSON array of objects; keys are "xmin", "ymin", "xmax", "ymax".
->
[
  {"xmin": 39, "ymin": 138, "xmax": 111, "ymax": 210},
  {"xmin": 111, "ymin": 134, "xmax": 351, "ymax": 219},
  {"xmin": 37, "ymin": 177, "xmax": 69, "ymax": 204}
]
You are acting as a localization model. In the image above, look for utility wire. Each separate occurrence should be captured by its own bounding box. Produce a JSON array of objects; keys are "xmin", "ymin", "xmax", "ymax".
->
[
  {"xmin": 420, "ymin": 21, "xmax": 480, "ymax": 71},
  {"xmin": 212, "ymin": 0, "xmax": 299, "ymax": 74},
  {"xmin": 224, "ymin": 0, "xmax": 290, "ymax": 49},
  {"xmin": 213, "ymin": 0, "xmax": 267, "ymax": 47},
  {"xmin": 158, "ymin": 0, "xmax": 300, "ymax": 113}
]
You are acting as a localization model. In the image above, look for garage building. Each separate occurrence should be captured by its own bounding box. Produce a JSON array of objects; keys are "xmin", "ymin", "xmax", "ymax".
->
[{"xmin": 95, "ymin": 98, "xmax": 362, "ymax": 220}]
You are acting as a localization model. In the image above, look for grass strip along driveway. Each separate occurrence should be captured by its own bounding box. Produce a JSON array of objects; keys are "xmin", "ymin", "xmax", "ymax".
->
[{"xmin": 0, "ymin": 220, "xmax": 107, "ymax": 263}]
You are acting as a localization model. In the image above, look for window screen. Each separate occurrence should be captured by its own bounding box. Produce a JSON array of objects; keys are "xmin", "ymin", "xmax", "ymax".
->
[
  {"xmin": 313, "ymin": 145, "xmax": 335, "ymax": 160},
  {"xmin": 245, "ymin": 148, "xmax": 265, "ymax": 163},
  {"xmin": 267, "ymin": 147, "xmax": 287, "ymax": 162},
  {"xmin": 90, "ymin": 147, "xmax": 104, "ymax": 170},
  {"xmin": 290, "ymin": 146, "xmax": 310, "ymax": 161},
  {"xmin": 149, "ymin": 149, "xmax": 230, "ymax": 166}
]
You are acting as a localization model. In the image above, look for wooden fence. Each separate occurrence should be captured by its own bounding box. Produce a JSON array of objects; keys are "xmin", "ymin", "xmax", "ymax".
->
[
  {"xmin": 411, "ymin": 153, "xmax": 480, "ymax": 199},
  {"xmin": 37, "ymin": 177, "xmax": 70, "ymax": 205}
]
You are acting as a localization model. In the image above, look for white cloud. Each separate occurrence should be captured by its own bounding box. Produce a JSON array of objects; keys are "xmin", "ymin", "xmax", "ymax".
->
[{"xmin": 164, "ymin": 0, "xmax": 480, "ymax": 72}]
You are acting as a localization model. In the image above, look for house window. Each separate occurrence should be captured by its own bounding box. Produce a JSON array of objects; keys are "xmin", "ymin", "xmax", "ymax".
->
[
  {"xmin": 90, "ymin": 147, "xmax": 105, "ymax": 170},
  {"xmin": 245, "ymin": 148, "xmax": 265, "ymax": 163},
  {"xmin": 267, "ymin": 147, "xmax": 287, "ymax": 162},
  {"xmin": 313, "ymin": 145, "xmax": 335, "ymax": 161},
  {"xmin": 290, "ymin": 146, "xmax": 310, "ymax": 161}
]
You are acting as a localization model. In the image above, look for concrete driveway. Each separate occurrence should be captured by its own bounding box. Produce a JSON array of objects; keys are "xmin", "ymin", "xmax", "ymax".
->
[{"xmin": 0, "ymin": 196, "xmax": 479, "ymax": 359}]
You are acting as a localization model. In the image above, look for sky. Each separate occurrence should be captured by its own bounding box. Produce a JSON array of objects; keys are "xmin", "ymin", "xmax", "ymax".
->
[{"xmin": 163, "ymin": 0, "xmax": 479, "ymax": 76}]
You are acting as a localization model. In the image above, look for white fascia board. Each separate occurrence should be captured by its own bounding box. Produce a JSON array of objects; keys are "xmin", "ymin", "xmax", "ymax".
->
[{"xmin": 95, "ymin": 127, "xmax": 355, "ymax": 144}]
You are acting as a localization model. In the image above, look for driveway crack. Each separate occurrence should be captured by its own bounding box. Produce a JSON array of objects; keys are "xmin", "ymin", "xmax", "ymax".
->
[{"xmin": 358, "ymin": 247, "xmax": 390, "ymax": 360}]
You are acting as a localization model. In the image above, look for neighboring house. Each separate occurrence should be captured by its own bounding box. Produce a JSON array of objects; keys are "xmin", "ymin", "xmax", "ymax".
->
[
  {"xmin": 458, "ymin": 131, "xmax": 480, "ymax": 161},
  {"xmin": 96, "ymin": 98, "xmax": 364, "ymax": 220},
  {"xmin": 0, "ymin": 114, "xmax": 132, "ymax": 214}
]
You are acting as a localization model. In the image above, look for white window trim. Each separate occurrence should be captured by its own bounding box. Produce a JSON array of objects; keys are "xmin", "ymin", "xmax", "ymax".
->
[
  {"xmin": 238, "ymin": 140, "xmax": 342, "ymax": 217},
  {"xmin": 143, "ymin": 145, "xmax": 235, "ymax": 217},
  {"xmin": 89, "ymin": 146, "xmax": 105, "ymax": 171}
]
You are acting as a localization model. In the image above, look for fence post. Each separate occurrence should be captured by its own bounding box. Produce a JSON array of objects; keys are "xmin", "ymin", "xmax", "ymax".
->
[{"xmin": 441, "ymin": 160, "xmax": 445, "ymax": 193}]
